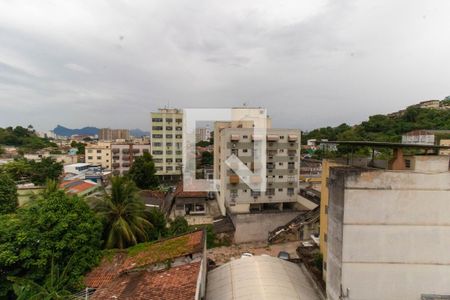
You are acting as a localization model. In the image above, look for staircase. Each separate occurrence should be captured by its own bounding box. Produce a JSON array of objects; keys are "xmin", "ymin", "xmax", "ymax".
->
[{"xmin": 268, "ymin": 206, "xmax": 320, "ymax": 243}]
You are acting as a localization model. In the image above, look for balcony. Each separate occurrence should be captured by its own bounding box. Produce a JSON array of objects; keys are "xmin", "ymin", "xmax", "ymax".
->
[
  {"xmin": 122, "ymin": 163, "xmax": 130, "ymax": 168},
  {"xmin": 230, "ymin": 134, "xmax": 240, "ymax": 142},
  {"xmin": 122, "ymin": 149, "xmax": 130, "ymax": 154},
  {"xmin": 288, "ymin": 150, "xmax": 296, "ymax": 156},
  {"xmin": 267, "ymin": 135, "xmax": 279, "ymax": 142},
  {"xmin": 132, "ymin": 149, "xmax": 140, "ymax": 154},
  {"xmin": 112, "ymin": 163, "xmax": 120, "ymax": 168},
  {"xmin": 288, "ymin": 135, "xmax": 298, "ymax": 142},
  {"xmin": 112, "ymin": 149, "xmax": 120, "ymax": 154},
  {"xmin": 229, "ymin": 175, "xmax": 240, "ymax": 184}
]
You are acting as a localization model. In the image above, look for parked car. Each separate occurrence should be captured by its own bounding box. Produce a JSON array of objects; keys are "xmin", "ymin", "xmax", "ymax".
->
[
  {"xmin": 277, "ymin": 251, "xmax": 290, "ymax": 260},
  {"xmin": 241, "ymin": 252, "xmax": 253, "ymax": 258}
]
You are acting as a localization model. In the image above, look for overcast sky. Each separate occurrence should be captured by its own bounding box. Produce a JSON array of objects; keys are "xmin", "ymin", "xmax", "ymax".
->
[{"xmin": 1, "ymin": 0, "xmax": 449, "ymax": 132}]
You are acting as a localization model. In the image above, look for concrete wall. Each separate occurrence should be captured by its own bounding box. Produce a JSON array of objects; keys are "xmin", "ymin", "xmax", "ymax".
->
[
  {"xmin": 327, "ymin": 166, "xmax": 450, "ymax": 300},
  {"xmin": 230, "ymin": 211, "xmax": 300, "ymax": 243}
]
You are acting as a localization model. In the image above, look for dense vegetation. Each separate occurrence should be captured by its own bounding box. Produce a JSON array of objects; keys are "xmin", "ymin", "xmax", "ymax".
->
[
  {"xmin": 127, "ymin": 152, "xmax": 159, "ymax": 189},
  {"xmin": 0, "ymin": 157, "xmax": 63, "ymax": 185},
  {"xmin": 303, "ymin": 104, "xmax": 450, "ymax": 144},
  {"xmin": 0, "ymin": 189, "xmax": 103, "ymax": 298},
  {"xmin": 0, "ymin": 173, "xmax": 18, "ymax": 214},
  {"xmin": 0, "ymin": 126, "xmax": 56, "ymax": 151}
]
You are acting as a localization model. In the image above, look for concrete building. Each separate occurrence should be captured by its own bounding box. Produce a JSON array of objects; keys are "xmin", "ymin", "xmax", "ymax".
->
[
  {"xmin": 402, "ymin": 129, "xmax": 450, "ymax": 145},
  {"xmin": 325, "ymin": 155, "xmax": 450, "ymax": 300},
  {"xmin": 216, "ymin": 126, "xmax": 305, "ymax": 243},
  {"xmin": 440, "ymin": 139, "xmax": 450, "ymax": 155},
  {"xmin": 111, "ymin": 143, "xmax": 151, "ymax": 175},
  {"xmin": 151, "ymin": 108, "xmax": 183, "ymax": 180},
  {"xmin": 196, "ymin": 127, "xmax": 211, "ymax": 142},
  {"xmin": 98, "ymin": 128, "xmax": 130, "ymax": 141},
  {"xmin": 85, "ymin": 142, "xmax": 112, "ymax": 169}
]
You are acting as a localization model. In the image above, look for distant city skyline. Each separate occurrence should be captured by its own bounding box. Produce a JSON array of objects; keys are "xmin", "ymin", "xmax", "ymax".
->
[{"xmin": 1, "ymin": 1, "xmax": 450, "ymax": 131}]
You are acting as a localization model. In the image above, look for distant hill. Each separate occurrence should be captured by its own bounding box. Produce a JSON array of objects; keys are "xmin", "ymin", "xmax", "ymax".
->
[
  {"xmin": 53, "ymin": 125, "xmax": 99, "ymax": 137},
  {"xmin": 303, "ymin": 98, "xmax": 450, "ymax": 144},
  {"xmin": 53, "ymin": 125, "xmax": 149, "ymax": 137},
  {"xmin": 129, "ymin": 128, "xmax": 150, "ymax": 137}
]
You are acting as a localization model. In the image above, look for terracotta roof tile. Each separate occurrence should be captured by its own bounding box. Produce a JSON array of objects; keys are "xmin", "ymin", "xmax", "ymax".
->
[
  {"xmin": 90, "ymin": 261, "xmax": 201, "ymax": 300},
  {"xmin": 84, "ymin": 230, "xmax": 204, "ymax": 289}
]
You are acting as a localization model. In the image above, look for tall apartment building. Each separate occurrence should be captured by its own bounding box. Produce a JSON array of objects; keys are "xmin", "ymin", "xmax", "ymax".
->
[
  {"xmin": 85, "ymin": 142, "xmax": 112, "ymax": 169},
  {"xmin": 151, "ymin": 108, "xmax": 183, "ymax": 180},
  {"xmin": 320, "ymin": 145, "xmax": 450, "ymax": 299},
  {"xmin": 111, "ymin": 143, "xmax": 151, "ymax": 175},
  {"xmin": 217, "ymin": 126, "xmax": 303, "ymax": 243},
  {"xmin": 99, "ymin": 128, "xmax": 130, "ymax": 141},
  {"xmin": 195, "ymin": 127, "xmax": 211, "ymax": 142}
]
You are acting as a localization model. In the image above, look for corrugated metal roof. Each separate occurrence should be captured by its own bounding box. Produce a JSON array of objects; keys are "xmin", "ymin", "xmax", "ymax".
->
[{"xmin": 206, "ymin": 256, "xmax": 320, "ymax": 300}]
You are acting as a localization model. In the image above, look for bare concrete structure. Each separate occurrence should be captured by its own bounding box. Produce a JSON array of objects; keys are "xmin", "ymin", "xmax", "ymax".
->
[{"xmin": 326, "ymin": 155, "xmax": 450, "ymax": 300}]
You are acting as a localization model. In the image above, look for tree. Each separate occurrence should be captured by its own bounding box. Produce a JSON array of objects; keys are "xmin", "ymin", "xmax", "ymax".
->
[
  {"xmin": 0, "ymin": 173, "xmax": 18, "ymax": 214},
  {"xmin": 0, "ymin": 191, "xmax": 103, "ymax": 297},
  {"xmin": 146, "ymin": 208, "xmax": 167, "ymax": 240},
  {"xmin": 200, "ymin": 151, "xmax": 213, "ymax": 166},
  {"xmin": 8, "ymin": 257, "xmax": 73, "ymax": 300},
  {"xmin": 28, "ymin": 157, "xmax": 63, "ymax": 185},
  {"xmin": 70, "ymin": 141, "xmax": 85, "ymax": 154},
  {"xmin": 92, "ymin": 177, "xmax": 153, "ymax": 249},
  {"xmin": 128, "ymin": 152, "xmax": 159, "ymax": 189},
  {"xmin": 169, "ymin": 216, "xmax": 189, "ymax": 236}
]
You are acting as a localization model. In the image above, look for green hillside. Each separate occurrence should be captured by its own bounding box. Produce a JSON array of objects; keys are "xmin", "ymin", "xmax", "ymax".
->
[
  {"xmin": 0, "ymin": 126, "xmax": 56, "ymax": 151},
  {"xmin": 303, "ymin": 100, "xmax": 450, "ymax": 144}
]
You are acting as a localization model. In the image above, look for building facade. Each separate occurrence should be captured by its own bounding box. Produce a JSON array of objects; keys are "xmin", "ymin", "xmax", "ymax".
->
[
  {"xmin": 195, "ymin": 127, "xmax": 211, "ymax": 142},
  {"xmin": 151, "ymin": 108, "xmax": 183, "ymax": 180},
  {"xmin": 326, "ymin": 155, "xmax": 450, "ymax": 300},
  {"xmin": 111, "ymin": 143, "xmax": 151, "ymax": 175},
  {"xmin": 85, "ymin": 142, "xmax": 112, "ymax": 169},
  {"xmin": 99, "ymin": 128, "xmax": 130, "ymax": 141}
]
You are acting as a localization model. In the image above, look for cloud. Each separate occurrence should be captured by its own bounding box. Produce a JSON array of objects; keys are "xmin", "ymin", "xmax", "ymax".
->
[{"xmin": 0, "ymin": 0, "xmax": 449, "ymax": 131}]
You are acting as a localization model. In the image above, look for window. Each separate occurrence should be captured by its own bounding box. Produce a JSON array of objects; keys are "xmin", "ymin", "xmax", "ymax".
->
[
  {"xmin": 166, "ymin": 158, "xmax": 173, "ymax": 162},
  {"xmin": 230, "ymin": 190, "xmax": 238, "ymax": 198},
  {"xmin": 88, "ymin": 156, "xmax": 93, "ymax": 160},
  {"xmin": 153, "ymin": 142, "xmax": 162, "ymax": 147},
  {"xmin": 106, "ymin": 160, "xmax": 109, "ymax": 163},
  {"xmin": 166, "ymin": 126, "xmax": 173, "ymax": 130},
  {"xmin": 97, "ymin": 156, "xmax": 101, "ymax": 160},
  {"xmin": 288, "ymin": 162, "xmax": 295, "ymax": 170},
  {"xmin": 265, "ymin": 188, "xmax": 275, "ymax": 196},
  {"xmin": 279, "ymin": 135, "xmax": 284, "ymax": 139},
  {"xmin": 166, "ymin": 134, "xmax": 173, "ymax": 138},
  {"xmin": 167, "ymin": 150, "xmax": 173, "ymax": 155},
  {"xmin": 152, "ymin": 150, "xmax": 163, "ymax": 155},
  {"xmin": 251, "ymin": 190, "xmax": 261, "ymax": 197},
  {"xmin": 325, "ymin": 205, "xmax": 328, "ymax": 214},
  {"xmin": 278, "ymin": 162, "xmax": 283, "ymax": 166},
  {"xmin": 166, "ymin": 166, "xmax": 173, "ymax": 171},
  {"xmin": 166, "ymin": 142, "xmax": 173, "ymax": 146},
  {"xmin": 176, "ymin": 126, "xmax": 182, "ymax": 131},
  {"xmin": 243, "ymin": 135, "xmax": 248, "ymax": 139},
  {"xmin": 152, "ymin": 134, "xmax": 163, "ymax": 138},
  {"xmin": 243, "ymin": 149, "xmax": 248, "ymax": 153},
  {"xmin": 176, "ymin": 158, "xmax": 182, "ymax": 162},
  {"xmin": 87, "ymin": 149, "xmax": 93, "ymax": 153},
  {"xmin": 405, "ymin": 159, "xmax": 411, "ymax": 168},
  {"xmin": 279, "ymin": 175, "xmax": 284, "ymax": 179},
  {"xmin": 176, "ymin": 134, "xmax": 182, "ymax": 139},
  {"xmin": 278, "ymin": 188, "xmax": 283, "ymax": 192},
  {"xmin": 287, "ymin": 188, "xmax": 294, "ymax": 196},
  {"xmin": 152, "ymin": 118, "xmax": 163, "ymax": 122},
  {"xmin": 97, "ymin": 150, "xmax": 101, "ymax": 153},
  {"xmin": 176, "ymin": 118, "xmax": 182, "ymax": 123},
  {"xmin": 154, "ymin": 159, "xmax": 163, "ymax": 163},
  {"xmin": 152, "ymin": 126, "xmax": 163, "ymax": 130},
  {"xmin": 176, "ymin": 151, "xmax": 182, "ymax": 155},
  {"xmin": 165, "ymin": 118, "xmax": 173, "ymax": 122},
  {"xmin": 324, "ymin": 233, "xmax": 328, "ymax": 242},
  {"xmin": 231, "ymin": 149, "xmax": 238, "ymax": 156}
]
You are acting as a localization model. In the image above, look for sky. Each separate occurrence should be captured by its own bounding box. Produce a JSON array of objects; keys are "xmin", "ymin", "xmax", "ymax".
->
[{"xmin": 0, "ymin": 0, "xmax": 450, "ymax": 132}]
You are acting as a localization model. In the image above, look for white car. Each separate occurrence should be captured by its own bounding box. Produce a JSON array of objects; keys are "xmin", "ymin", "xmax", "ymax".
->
[{"xmin": 241, "ymin": 252, "xmax": 253, "ymax": 258}]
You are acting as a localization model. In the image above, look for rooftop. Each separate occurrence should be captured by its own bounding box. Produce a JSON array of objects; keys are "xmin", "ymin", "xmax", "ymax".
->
[
  {"xmin": 320, "ymin": 140, "xmax": 450, "ymax": 149},
  {"xmin": 206, "ymin": 255, "xmax": 321, "ymax": 300},
  {"xmin": 84, "ymin": 230, "xmax": 204, "ymax": 289},
  {"xmin": 59, "ymin": 180, "xmax": 98, "ymax": 195},
  {"xmin": 175, "ymin": 182, "xmax": 208, "ymax": 198}
]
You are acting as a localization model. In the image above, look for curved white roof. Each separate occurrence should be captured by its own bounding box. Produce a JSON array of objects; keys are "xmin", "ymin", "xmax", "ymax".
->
[{"xmin": 206, "ymin": 255, "xmax": 320, "ymax": 300}]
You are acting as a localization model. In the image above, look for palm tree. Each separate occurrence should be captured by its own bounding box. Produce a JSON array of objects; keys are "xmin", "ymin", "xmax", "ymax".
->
[
  {"xmin": 92, "ymin": 176, "xmax": 152, "ymax": 249},
  {"xmin": 8, "ymin": 257, "xmax": 73, "ymax": 300}
]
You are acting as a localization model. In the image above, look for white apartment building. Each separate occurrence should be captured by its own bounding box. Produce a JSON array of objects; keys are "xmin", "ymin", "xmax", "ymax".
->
[
  {"xmin": 85, "ymin": 142, "xmax": 112, "ymax": 169},
  {"xmin": 326, "ymin": 155, "xmax": 450, "ymax": 300},
  {"xmin": 151, "ymin": 108, "xmax": 183, "ymax": 180},
  {"xmin": 111, "ymin": 143, "xmax": 151, "ymax": 175}
]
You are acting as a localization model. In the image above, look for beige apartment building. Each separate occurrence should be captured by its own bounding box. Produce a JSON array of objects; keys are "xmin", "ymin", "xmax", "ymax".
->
[
  {"xmin": 98, "ymin": 128, "xmax": 130, "ymax": 141},
  {"xmin": 151, "ymin": 108, "xmax": 183, "ymax": 180},
  {"xmin": 85, "ymin": 142, "xmax": 112, "ymax": 169},
  {"xmin": 111, "ymin": 143, "xmax": 151, "ymax": 175}
]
